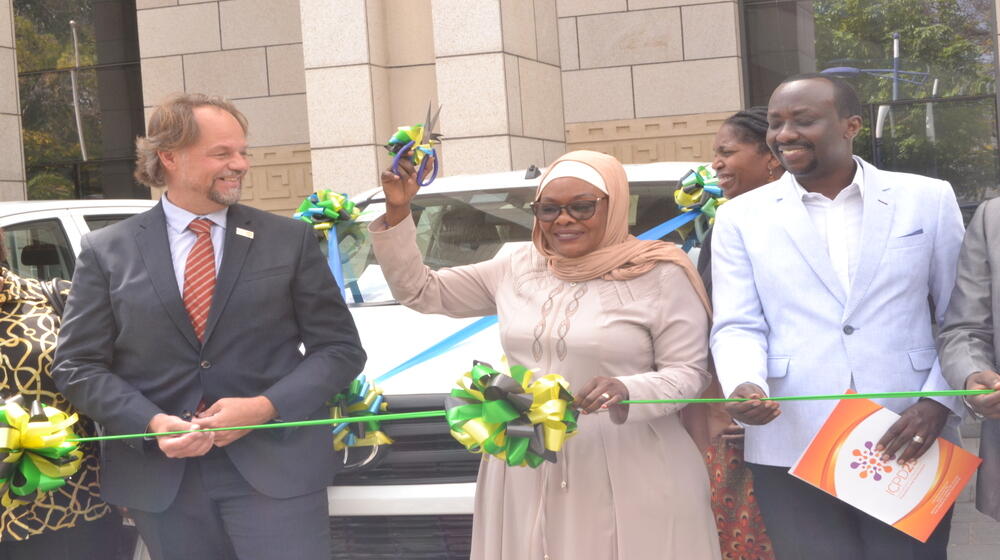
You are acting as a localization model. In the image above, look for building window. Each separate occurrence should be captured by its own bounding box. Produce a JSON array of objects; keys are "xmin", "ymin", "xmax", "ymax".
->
[
  {"xmin": 742, "ymin": 0, "xmax": 998, "ymax": 207},
  {"xmin": 14, "ymin": 0, "xmax": 148, "ymax": 200}
]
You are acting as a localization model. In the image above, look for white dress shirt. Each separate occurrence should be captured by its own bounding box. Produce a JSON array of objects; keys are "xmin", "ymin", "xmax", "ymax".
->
[
  {"xmin": 790, "ymin": 156, "xmax": 866, "ymax": 296},
  {"xmin": 161, "ymin": 193, "xmax": 227, "ymax": 296}
]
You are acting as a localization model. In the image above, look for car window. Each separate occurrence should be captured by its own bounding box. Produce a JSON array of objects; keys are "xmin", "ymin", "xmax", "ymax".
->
[
  {"xmin": 3, "ymin": 219, "xmax": 75, "ymax": 281},
  {"xmin": 329, "ymin": 182, "xmax": 682, "ymax": 305},
  {"xmin": 84, "ymin": 214, "xmax": 135, "ymax": 231}
]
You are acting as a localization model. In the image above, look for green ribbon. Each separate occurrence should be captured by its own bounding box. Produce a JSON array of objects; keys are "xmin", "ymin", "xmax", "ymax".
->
[
  {"xmin": 622, "ymin": 389, "xmax": 992, "ymax": 404},
  {"xmin": 69, "ymin": 389, "xmax": 993, "ymax": 444}
]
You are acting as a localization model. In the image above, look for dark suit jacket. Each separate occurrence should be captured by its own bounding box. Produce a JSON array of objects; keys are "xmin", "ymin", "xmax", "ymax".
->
[
  {"xmin": 939, "ymin": 197, "xmax": 1000, "ymax": 521},
  {"xmin": 53, "ymin": 202, "xmax": 366, "ymax": 512}
]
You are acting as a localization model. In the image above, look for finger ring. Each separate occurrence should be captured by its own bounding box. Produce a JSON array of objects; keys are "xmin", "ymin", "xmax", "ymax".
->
[
  {"xmin": 600, "ymin": 392, "xmax": 611, "ymax": 400},
  {"xmin": 912, "ymin": 435, "xmax": 925, "ymax": 444}
]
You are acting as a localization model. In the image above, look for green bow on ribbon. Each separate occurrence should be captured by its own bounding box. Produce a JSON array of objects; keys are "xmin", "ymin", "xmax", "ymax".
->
[
  {"xmin": 330, "ymin": 375, "xmax": 393, "ymax": 451},
  {"xmin": 0, "ymin": 395, "xmax": 83, "ymax": 509},
  {"xmin": 293, "ymin": 190, "xmax": 361, "ymax": 237},
  {"xmin": 445, "ymin": 360, "xmax": 578, "ymax": 468},
  {"xmin": 673, "ymin": 164, "xmax": 727, "ymax": 246}
]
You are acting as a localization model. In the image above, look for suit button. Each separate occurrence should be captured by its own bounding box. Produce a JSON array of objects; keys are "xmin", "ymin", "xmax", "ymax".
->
[
  {"xmin": 843, "ymin": 325, "xmax": 855, "ymax": 335},
  {"xmin": 200, "ymin": 360, "xmax": 212, "ymax": 369}
]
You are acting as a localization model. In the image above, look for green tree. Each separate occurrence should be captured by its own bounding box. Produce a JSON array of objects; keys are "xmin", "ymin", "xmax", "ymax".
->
[
  {"xmin": 27, "ymin": 171, "xmax": 75, "ymax": 200},
  {"xmin": 812, "ymin": 0, "xmax": 998, "ymax": 204},
  {"xmin": 814, "ymin": 0, "xmax": 994, "ymax": 101},
  {"xmin": 14, "ymin": 1, "xmax": 105, "ymax": 199}
]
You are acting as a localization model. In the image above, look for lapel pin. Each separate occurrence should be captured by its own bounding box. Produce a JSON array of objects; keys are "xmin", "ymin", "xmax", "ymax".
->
[{"xmin": 236, "ymin": 227, "xmax": 254, "ymax": 239}]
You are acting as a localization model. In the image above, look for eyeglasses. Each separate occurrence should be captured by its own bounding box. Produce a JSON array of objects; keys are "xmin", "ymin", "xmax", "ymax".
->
[{"xmin": 530, "ymin": 197, "xmax": 606, "ymax": 222}]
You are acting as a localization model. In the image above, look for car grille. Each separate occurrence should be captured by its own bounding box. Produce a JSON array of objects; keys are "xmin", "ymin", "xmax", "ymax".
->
[
  {"xmin": 333, "ymin": 394, "xmax": 481, "ymax": 486},
  {"xmin": 330, "ymin": 515, "xmax": 473, "ymax": 560}
]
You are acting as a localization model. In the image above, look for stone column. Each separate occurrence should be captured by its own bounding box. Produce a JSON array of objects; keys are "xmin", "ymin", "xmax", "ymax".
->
[
  {"xmin": 432, "ymin": 0, "xmax": 565, "ymax": 175},
  {"xmin": 137, "ymin": 0, "xmax": 311, "ymax": 215},
  {"xmin": 0, "ymin": 0, "xmax": 26, "ymax": 200},
  {"xmin": 299, "ymin": 0, "xmax": 393, "ymax": 196},
  {"xmin": 301, "ymin": 0, "xmax": 566, "ymax": 194}
]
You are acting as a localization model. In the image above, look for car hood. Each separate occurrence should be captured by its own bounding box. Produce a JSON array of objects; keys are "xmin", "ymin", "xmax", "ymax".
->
[{"xmin": 350, "ymin": 304, "xmax": 504, "ymax": 395}]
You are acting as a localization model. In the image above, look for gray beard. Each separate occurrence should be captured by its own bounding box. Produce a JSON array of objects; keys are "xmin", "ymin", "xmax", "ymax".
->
[{"xmin": 209, "ymin": 184, "xmax": 242, "ymax": 206}]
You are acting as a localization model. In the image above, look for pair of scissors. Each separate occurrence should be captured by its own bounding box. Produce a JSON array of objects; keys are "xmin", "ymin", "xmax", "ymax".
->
[{"xmin": 386, "ymin": 102, "xmax": 442, "ymax": 187}]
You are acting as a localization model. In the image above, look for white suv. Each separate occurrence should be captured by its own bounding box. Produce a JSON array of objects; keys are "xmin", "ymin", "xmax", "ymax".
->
[
  {"xmin": 0, "ymin": 199, "xmax": 157, "ymax": 281},
  {"xmin": 1, "ymin": 161, "xmax": 701, "ymax": 559}
]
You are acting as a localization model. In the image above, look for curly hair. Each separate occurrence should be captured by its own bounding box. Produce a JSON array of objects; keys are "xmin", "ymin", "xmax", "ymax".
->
[{"xmin": 134, "ymin": 93, "xmax": 248, "ymax": 188}]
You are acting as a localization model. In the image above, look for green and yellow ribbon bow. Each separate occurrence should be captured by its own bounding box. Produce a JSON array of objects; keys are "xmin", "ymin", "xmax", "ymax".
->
[
  {"xmin": 445, "ymin": 360, "xmax": 578, "ymax": 468},
  {"xmin": 674, "ymin": 164, "xmax": 727, "ymax": 248},
  {"xmin": 0, "ymin": 396, "xmax": 83, "ymax": 509},
  {"xmin": 293, "ymin": 190, "xmax": 361, "ymax": 237},
  {"xmin": 330, "ymin": 375, "xmax": 393, "ymax": 451}
]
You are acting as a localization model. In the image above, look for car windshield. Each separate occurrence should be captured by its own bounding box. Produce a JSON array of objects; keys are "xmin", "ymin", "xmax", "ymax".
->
[{"xmin": 326, "ymin": 182, "xmax": 684, "ymax": 305}]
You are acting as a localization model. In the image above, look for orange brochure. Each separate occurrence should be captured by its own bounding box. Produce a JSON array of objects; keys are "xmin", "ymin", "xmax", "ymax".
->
[{"xmin": 789, "ymin": 395, "xmax": 981, "ymax": 542}]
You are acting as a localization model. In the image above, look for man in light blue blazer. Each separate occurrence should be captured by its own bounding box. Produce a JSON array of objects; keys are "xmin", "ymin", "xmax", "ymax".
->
[{"xmin": 711, "ymin": 74, "xmax": 965, "ymax": 558}]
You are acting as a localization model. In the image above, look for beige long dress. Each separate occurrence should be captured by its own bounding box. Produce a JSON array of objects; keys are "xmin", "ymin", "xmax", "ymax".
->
[{"xmin": 371, "ymin": 217, "xmax": 721, "ymax": 560}]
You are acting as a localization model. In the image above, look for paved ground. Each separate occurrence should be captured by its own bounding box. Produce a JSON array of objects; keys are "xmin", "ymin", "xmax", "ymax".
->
[
  {"xmin": 949, "ymin": 500, "xmax": 997, "ymax": 559},
  {"xmin": 948, "ymin": 422, "xmax": 997, "ymax": 559}
]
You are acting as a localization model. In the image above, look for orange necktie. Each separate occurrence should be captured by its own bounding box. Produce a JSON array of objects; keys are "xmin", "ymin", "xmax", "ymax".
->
[{"xmin": 183, "ymin": 218, "xmax": 216, "ymax": 342}]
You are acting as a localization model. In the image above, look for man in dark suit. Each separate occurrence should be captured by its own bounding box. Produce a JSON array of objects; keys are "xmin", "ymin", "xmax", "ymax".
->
[
  {"xmin": 53, "ymin": 93, "xmax": 367, "ymax": 560},
  {"xmin": 938, "ymin": 198, "xmax": 1000, "ymax": 522}
]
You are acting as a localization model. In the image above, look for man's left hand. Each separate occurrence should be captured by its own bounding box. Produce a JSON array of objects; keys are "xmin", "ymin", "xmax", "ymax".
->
[
  {"xmin": 965, "ymin": 370, "xmax": 1000, "ymax": 418},
  {"xmin": 196, "ymin": 396, "xmax": 278, "ymax": 447},
  {"xmin": 876, "ymin": 398, "xmax": 951, "ymax": 464}
]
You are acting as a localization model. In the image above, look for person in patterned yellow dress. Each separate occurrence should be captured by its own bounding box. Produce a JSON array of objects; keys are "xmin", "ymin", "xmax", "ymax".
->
[{"xmin": 0, "ymin": 231, "xmax": 123, "ymax": 558}]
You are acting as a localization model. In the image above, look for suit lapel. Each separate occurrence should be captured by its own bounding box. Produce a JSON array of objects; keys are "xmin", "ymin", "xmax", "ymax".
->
[
  {"xmin": 844, "ymin": 161, "xmax": 894, "ymax": 319},
  {"xmin": 202, "ymin": 205, "xmax": 253, "ymax": 344},
  {"xmin": 776, "ymin": 178, "xmax": 847, "ymax": 306},
  {"xmin": 135, "ymin": 203, "xmax": 201, "ymax": 350}
]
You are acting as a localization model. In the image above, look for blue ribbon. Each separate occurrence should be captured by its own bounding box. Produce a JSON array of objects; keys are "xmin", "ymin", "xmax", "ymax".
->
[
  {"xmin": 372, "ymin": 211, "xmax": 697, "ymax": 383},
  {"xmin": 635, "ymin": 210, "xmax": 700, "ymax": 241},
  {"xmin": 376, "ymin": 316, "xmax": 499, "ymax": 383},
  {"xmin": 327, "ymin": 229, "xmax": 346, "ymax": 298}
]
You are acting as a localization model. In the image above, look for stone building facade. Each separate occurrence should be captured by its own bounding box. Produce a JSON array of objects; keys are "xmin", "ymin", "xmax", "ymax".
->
[
  {"xmin": 3, "ymin": 0, "xmax": 999, "ymax": 215},
  {"xmin": 1, "ymin": 0, "xmax": 746, "ymax": 212}
]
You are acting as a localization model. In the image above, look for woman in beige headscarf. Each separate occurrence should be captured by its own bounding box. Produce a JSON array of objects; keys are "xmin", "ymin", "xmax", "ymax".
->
[{"xmin": 371, "ymin": 150, "xmax": 721, "ymax": 560}]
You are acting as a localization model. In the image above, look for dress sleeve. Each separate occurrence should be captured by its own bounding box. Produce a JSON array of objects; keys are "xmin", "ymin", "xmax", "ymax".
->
[
  {"xmin": 369, "ymin": 215, "xmax": 508, "ymax": 318},
  {"xmin": 611, "ymin": 263, "xmax": 712, "ymax": 424}
]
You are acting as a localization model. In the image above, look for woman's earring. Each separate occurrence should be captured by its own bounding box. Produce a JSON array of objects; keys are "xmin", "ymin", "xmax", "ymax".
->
[{"xmin": 767, "ymin": 166, "xmax": 776, "ymax": 181}]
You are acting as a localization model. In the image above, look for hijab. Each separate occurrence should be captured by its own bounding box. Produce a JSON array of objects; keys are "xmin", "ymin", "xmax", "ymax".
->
[{"xmin": 531, "ymin": 150, "xmax": 711, "ymax": 314}]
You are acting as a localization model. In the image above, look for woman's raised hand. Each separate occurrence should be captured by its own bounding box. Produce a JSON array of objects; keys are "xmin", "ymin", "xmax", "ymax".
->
[{"xmin": 381, "ymin": 151, "xmax": 430, "ymax": 227}]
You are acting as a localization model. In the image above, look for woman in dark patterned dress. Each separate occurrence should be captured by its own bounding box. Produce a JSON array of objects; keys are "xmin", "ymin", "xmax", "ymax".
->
[
  {"xmin": 0, "ymin": 230, "xmax": 123, "ymax": 559},
  {"xmin": 700, "ymin": 107, "xmax": 783, "ymax": 560}
]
